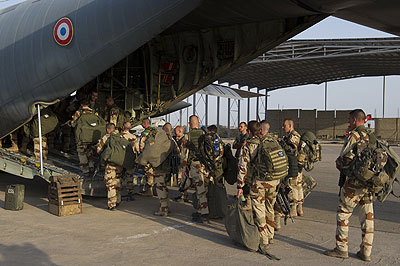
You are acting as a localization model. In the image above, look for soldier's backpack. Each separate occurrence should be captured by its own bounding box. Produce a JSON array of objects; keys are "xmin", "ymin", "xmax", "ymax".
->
[
  {"xmin": 223, "ymin": 144, "xmax": 238, "ymax": 185},
  {"xmin": 138, "ymin": 129, "xmax": 173, "ymax": 168},
  {"xmin": 75, "ymin": 111, "xmax": 106, "ymax": 146},
  {"xmin": 101, "ymin": 133, "xmax": 136, "ymax": 169},
  {"xmin": 300, "ymin": 131, "xmax": 322, "ymax": 172},
  {"xmin": 249, "ymin": 136, "xmax": 289, "ymax": 181},
  {"xmin": 29, "ymin": 107, "xmax": 59, "ymax": 137},
  {"xmin": 200, "ymin": 132, "xmax": 224, "ymax": 179}
]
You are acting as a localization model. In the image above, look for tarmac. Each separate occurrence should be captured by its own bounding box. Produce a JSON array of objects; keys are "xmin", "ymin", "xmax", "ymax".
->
[{"xmin": 0, "ymin": 143, "xmax": 399, "ymax": 266}]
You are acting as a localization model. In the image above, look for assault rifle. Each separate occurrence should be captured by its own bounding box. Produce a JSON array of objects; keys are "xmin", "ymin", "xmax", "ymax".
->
[
  {"xmin": 276, "ymin": 184, "xmax": 294, "ymax": 225},
  {"xmin": 185, "ymin": 141, "xmax": 214, "ymax": 174}
]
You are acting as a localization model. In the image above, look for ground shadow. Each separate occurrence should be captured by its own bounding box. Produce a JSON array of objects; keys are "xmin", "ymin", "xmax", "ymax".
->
[
  {"xmin": 274, "ymin": 234, "xmax": 327, "ymax": 255},
  {"xmin": 0, "ymin": 243, "xmax": 59, "ymax": 266}
]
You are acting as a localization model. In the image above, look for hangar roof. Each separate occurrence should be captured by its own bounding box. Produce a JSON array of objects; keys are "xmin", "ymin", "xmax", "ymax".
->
[{"xmin": 219, "ymin": 38, "xmax": 400, "ymax": 91}]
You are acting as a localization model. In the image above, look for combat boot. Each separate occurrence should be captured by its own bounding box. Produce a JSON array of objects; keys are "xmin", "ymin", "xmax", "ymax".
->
[
  {"xmin": 356, "ymin": 251, "xmax": 371, "ymax": 262},
  {"xmin": 323, "ymin": 248, "xmax": 349, "ymax": 259},
  {"xmin": 141, "ymin": 185, "xmax": 154, "ymax": 197},
  {"xmin": 290, "ymin": 205, "xmax": 297, "ymax": 218},
  {"xmin": 297, "ymin": 204, "xmax": 304, "ymax": 217},
  {"xmin": 154, "ymin": 210, "xmax": 168, "ymax": 216}
]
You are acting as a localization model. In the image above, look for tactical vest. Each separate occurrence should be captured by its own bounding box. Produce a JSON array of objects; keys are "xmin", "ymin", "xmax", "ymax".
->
[
  {"xmin": 248, "ymin": 136, "xmax": 289, "ymax": 181},
  {"xmin": 101, "ymin": 133, "xmax": 136, "ymax": 169},
  {"xmin": 75, "ymin": 110, "xmax": 106, "ymax": 145},
  {"xmin": 187, "ymin": 128, "xmax": 205, "ymax": 162},
  {"xmin": 279, "ymin": 139, "xmax": 298, "ymax": 178},
  {"xmin": 29, "ymin": 107, "xmax": 59, "ymax": 137},
  {"xmin": 300, "ymin": 131, "xmax": 322, "ymax": 172}
]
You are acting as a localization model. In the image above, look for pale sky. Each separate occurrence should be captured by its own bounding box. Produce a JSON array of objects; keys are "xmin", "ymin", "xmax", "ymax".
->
[{"xmin": 164, "ymin": 16, "xmax": 400, "ymax": 127}]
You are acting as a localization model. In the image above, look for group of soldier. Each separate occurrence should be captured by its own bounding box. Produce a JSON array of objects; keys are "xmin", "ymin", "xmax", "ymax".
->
[{"xmin": 0, "ymin": 97, "xmax": 378, "ymax": 261}]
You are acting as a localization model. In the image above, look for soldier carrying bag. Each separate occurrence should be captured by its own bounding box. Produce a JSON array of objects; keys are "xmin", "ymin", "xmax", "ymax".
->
[
  {"xmin": 101, "ymin": 133, "xmax": 136, "ymax": 169},
  {"xmin": 138, "ymin": 129, "xmax": 173, "ymax": 168},
  {"xmin": 28, "ymin": 107, "xmax": 59, "ymax": 137}
]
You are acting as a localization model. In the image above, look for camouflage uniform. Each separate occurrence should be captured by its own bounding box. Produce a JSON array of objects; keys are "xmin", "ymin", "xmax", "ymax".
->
[
  {"xmin": 120, "ymin": 130, "xmax": 139, "ymax": 194},
  {"xmin": 139, "ymin": 127, "xmax": 156, "ymax": 191},
  {"xmin": 97, "ymin": 132, "xmax": 122, "ymax": 208},
  {"xmin": 174, "ymin": 135, "xmax": 191, "ymax": 199},
  {"xmin": 334, "ymin": 125, "xmax": 374, "ymax": 258},
  {"xmin": 33, "ymin": 136, "xmax": 48, "ymax": 160},
  {"xmin": 238, "ymin": 135, "xmax": 280, "ymax": 245},
  {"xmin": 285, "ymin": 130, "xmax": 303, "ymax": 216},
  {"xmin": 154, "ymin": 169, "xmax": 169, "ymax": 214},
  {"xmin": 71, "ymin": 106, "xmax": 95, "ymax": 174},
  {"xmin": 104, "ymin": 104, "xmax": 120, "ymax": 127},
  {"xmin": 181, "ymin": 130, "xmax": 210, "ymax": 215}
]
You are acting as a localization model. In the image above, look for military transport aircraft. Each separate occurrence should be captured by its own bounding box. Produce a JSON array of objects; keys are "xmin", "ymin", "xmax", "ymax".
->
[{"xmin": 1, "ymin": 0, "xmax": 400, "ymax": 195}]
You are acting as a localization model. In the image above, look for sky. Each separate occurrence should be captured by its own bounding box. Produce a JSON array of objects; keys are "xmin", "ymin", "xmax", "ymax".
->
[{"xmin": 163, "ymin": 16, "xmax": 400, "ymax": 127}]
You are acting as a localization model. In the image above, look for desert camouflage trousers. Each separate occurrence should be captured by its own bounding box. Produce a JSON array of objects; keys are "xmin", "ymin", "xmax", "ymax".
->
[
  {"xmin": 336, "ymin": 178, "xmax": 374, "ymax": 257},
  {"xmin": 190, "ymin": 161, "xmax": 209, "ymax": 215},
  {"xmin": 154, "ymin": 170, "xmax": 169, "ymax": 212},
  {"xmin": 104, "ymin": 164, "xmax": 122, "ymax": 208},
  {"xmin": 178, "ymin": 166, "xmax": 190, "ymax": 199},
  {"xmin": 77, "ymin": 145, "xmax": 94, "ymax": 174},
  {"xmin": 288, "ymin": 172, "xmax": 304, "ymax": 208},
  {"xmin": 125, "ymin": 168, "xmax": 136, "ymax": 193},
  {"xmin": 250, "ymin": 179, "xmax": 280, "ymax": 245},
  {"xmin": 144, "ymin": 164, "xmax": 154, "ymax": 187},
  {"xmin": 33, "ymin": 136, "xmax": 48, "ymax": 160}
]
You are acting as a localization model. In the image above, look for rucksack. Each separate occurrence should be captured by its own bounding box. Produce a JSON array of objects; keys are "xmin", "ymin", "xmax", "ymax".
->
[
  {"xmin": 300, "ymin": 131, "xmax": 322, "ymax": 172},
  {"xmin": 29, "ymin": 107, "xmax": 59, "ymax": 137},
  {"xmin": 101, "ymin": 133, "xmax": 136, "ymax": 169},
  {"xmin": 200, "ymin": 132, "xmax": 224, "ymax": 178},
  {"xmin": 75, "ymin": 111, "xmax": 107, "ymax": 146},
  {"xmin": 249, "ymin": 136, "xmax": 289, "ymax": 181},
  {"xmin": 138, "ymin": 129, "xmax": 173, "ymax": 168}
]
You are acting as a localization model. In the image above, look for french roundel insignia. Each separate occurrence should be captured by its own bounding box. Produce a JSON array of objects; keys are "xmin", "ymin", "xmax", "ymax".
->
[
  {"xmin": 278, "ymin": 151, "xmax": 284, "ymax": 157},
  {"xmin": 53, "ymin": 17, "xmax": 74, "ymax": 46}
]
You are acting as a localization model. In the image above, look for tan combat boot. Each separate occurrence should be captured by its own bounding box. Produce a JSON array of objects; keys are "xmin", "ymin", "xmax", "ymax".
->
[
  {"xmin": 356, "ymin": 251, "xmax": 371, "ymax": 262},
  {"xmin": 323, "ymin": 248, "xmax": 349, "ymax": 259},
  {"xmin": 290, "ymin": 204, "xmax": 297, "ymax": 218},
  {"xmin": 297, "ymin": 204, "xmax": 304, "ymax": 217}
]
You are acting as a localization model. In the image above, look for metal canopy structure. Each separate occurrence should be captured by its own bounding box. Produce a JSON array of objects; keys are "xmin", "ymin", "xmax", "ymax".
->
[{"xmin": 220, "ymin": 38, "xmax": 400, "ymax": 91}]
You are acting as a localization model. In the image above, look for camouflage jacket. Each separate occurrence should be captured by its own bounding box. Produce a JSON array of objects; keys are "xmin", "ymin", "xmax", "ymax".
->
[
  {"xmin": 237, "ymin": 135, "xmax": 260, "ymax": 188},
  {"xmin": 337, "ymin": 125, "xmax": 370, "ymax": 176},
  {"xmin": 120, "ymin": 131, "xmax": 139, "ymax": 152},
  {"xmin": 104, "ymin": 104, "xmax": 120, "ymax": 125},
  {"xmin": 96, "ymin": 131, "xmax": 119, "ymax": 154},
  {"xmin": 283, "ymin": 129, "xmax": 301, "ymax": 151},
  {"xmin": 71, "ymin": 106, "xmax": 94, "ymax": 127}
]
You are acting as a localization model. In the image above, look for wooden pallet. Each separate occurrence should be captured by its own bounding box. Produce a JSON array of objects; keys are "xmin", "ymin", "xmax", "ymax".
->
[{"xmin": 48, "ymin": 175, "xmax": 82, "ymax": 216}]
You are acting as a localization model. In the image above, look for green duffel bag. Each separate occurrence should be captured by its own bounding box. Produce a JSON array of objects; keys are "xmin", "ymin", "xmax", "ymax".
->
[
  {"xmin": 75, "ymin": 112, "xmax": 106, "ymax": 145},
  {"xmin": 138, "ymin": 130, "xmax": 173, "ymax": 168},
  {"xmin": 208, "ymin": 183, "xmax": 228, "ymax": 219},
  {"xmin": 225, "ymin": 198, "xmax": 261, "ymax": 252},
  {"xmin": 101, "ymin": 133, "xmax": 136, "ymax": 169},
  {"xmin": 29, "ymin": 108, "xmax": 59, "ymax": 137}
]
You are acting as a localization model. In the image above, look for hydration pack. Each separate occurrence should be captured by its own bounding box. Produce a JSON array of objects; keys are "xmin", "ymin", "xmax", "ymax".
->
[
  {"xmin": 249, "ymin": 136, "xmax": 289, "ymax": 181},
  {"xmin": 101, "ymin": 133, "xmax": 136, "ymax": 169},
  {"xmin": 300, "ymin": 131, "xmax": 322, "ymax": 172},
  {"xmin": 75, "ymin": 111, "xmax": 106, "ymax": 145}
]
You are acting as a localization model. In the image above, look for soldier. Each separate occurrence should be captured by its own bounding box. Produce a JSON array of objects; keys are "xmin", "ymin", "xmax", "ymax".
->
[
  {"xmin": 173, "ymin": 126, "xmax": 190, "ymax": 202},
  {"xmin": 139, "ymin": 118, "xmax": 157, "ymax": 196},
  {"xmin": 237, "ymin": 120, "xmax": 286, "ymax": 249},
  {"xmin": 97, "ymin": 123, "xmax": 122, "ymax": 210},
  {"xmin": 103, "ymin": 96, "xmax": 123, "ymax": 127},
  {"xmin": 90, "ymin": 89, "xmax": 101, "ymax": 116},
  {"xmin": 233, "ymin": 122, "xmax": 249, "ymax": 158},
  {"xmin": 120, "ymin": 121, "xmax": 140, "ymax": 200},
  {"xmin": 181, "ymin": 115, "xmax": 210, "ymax": 223},
  {"xmin": 162, "ymin": 122, "xmax": 173, "ymax": 136},
  {"xmin": 71, "ymin": 98, "xmax": 95, "ymax": 176},
  {"xmin": 324, "ymin": 109, "xmax": 375, "ymax": 262}
]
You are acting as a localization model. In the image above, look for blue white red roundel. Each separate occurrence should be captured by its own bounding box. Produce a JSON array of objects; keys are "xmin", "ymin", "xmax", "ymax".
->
[{"xmin": 53, "ymin": 17, "xmax": 73, "ymax": 46}]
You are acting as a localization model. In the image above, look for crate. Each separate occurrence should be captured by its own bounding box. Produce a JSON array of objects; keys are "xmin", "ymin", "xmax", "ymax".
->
[
  {"xmin": 48, "ymin": 175, "xmax": 82, "ymax": 216},
  {"xmin": 4, "ymin": 184, "xmax": 24, "ymax": 210}
]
